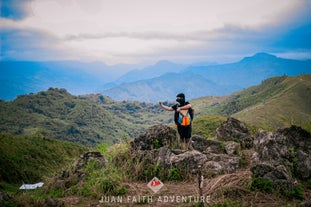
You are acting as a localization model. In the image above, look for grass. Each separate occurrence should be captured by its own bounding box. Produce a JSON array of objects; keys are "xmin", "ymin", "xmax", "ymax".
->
[
  {"xmin": 192, "ymin": 115, "xmax": 227, "ymax": 139},
  {"xmin": 233, "ymin": 75, "xmax": 311, "ymax": 131},
  {"xmin": 6, "ymin": 126, "xmax": 311, "ymax": 206},
  {"xmin": 0, "ymin": 133, "xmax": 87, "ymax": 191},
  {"xmin": 191, "ymin": 75, "xmax": 311, "ymax": 132}
]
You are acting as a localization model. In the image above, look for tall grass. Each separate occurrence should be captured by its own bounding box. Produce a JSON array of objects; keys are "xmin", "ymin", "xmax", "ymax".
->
[{"xmin": 0, "ymin": 133, "xmax": 87, "ymax": 190}]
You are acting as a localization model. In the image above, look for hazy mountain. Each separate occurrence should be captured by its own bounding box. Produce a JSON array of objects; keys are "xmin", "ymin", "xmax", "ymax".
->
[
  {"xmin": 102, "ymin": 53, "xmax": 311, "ymax": 102},
  {"xmin": 1, "ymin": 53, "xmax": 310, "ymax": 102},
  {"xmin": 0, "ymin": 60, "xmax": 185, "ymax": 100},
  {"xmin": 114, "ymin": 60, "xmax": 188, "ymax": 84},
  {"xmin": 0, "ymin": 61, "xmax": 133, "ymax": 100},
  {"xmin": 102, "ymin": 72, "xmax": 233, "ymax": 103},
  {"xmin": 186, "ymin": 53, "xmax": 311, "ymax": 87}
]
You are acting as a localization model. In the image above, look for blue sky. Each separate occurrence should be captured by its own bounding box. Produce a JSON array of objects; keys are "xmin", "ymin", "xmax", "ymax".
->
[{"xmin": 1, "ymin": 0, "xmax": 311, "ymax": 65}]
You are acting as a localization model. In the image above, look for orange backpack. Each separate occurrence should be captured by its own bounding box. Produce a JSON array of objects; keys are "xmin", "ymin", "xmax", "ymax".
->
[{"xmin": 178, "ymin": 109, "xmax": 193, "ymax": 126}]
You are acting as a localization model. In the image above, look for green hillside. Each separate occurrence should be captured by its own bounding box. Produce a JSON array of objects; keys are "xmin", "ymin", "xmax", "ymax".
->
[
  {"xmin": 233, "ymin": 75, "xmax": 311, "ymax": 130},
  {"xmin": 0, "ymin": 88, "xmax": 172, "ymax": 146},
  {"xmin": 0, "ymin": 133, "xmax": 87, "ymax": 186},
  {"xmin": 195, "ymin": 75, "xmax": 311, "ymax": 131}
]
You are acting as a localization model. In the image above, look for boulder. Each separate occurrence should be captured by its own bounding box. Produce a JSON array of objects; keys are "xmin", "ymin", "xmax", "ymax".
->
[
  {"xmin": 252, "ymin": 125, "xmax": 311, "ymax": 190},
  {"xmin": 131, "ymin": 125, "xmax": 242, "ymax": 177},
  {"xmin": 278, "ymin": 125, "xmax": 311, "ymax": 152},
  {"xmin": 170, "ymin": 150, "xmax": 208, "ymax": 173},
  {"xmin": 216, "ymin": 117, "xmax": 253, "ymax": 148},
  {"xmin": 190, "ymin": 135, "xmax": 225, "ymax": 154},
  {"xmin": 131, "ymin": 124, "xmax": 177, "ymax": 150},
  {"xmin": 74, "ymin": 151, "xmax": 107, "ymax": 170},
  {"xmin": 251, "ymin": 163, "xmax": 294, "ymax": 189},
  {"xmin": 254, "ymin": 129, "xmax": 288, "ymax": 163},
  {"xmin": 224, "ymin": 141, "xmax": 241, "ymax": 156},
  {"xmin": 133, "ymin": 145, "xmax": 241, "ymax": 177},
  {"xmin": 204, "ymin": 154, "xmax": 241, "ymax": 175}
]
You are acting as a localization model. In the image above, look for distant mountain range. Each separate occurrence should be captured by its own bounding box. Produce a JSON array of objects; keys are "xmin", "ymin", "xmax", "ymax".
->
[
  {"xmin": 102, "ymin": 53, "xmax": 311, "ymax": 102},
  {"xmin": 0, "ymin": 61, "xmax": 137, "ymax": 100},
  {"xmin": 1, "ymin": 53, "xmax": 311, "ymax": 102}
]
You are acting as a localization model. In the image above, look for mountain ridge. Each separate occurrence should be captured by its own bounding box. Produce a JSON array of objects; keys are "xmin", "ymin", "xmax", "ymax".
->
[
  {"xmin": 193, "ymin": 74, "xmax": 311, "ymax": 130},
  {"xmin": 112, "ymin": 60, "xmax": 188, "ymax": 85},
  {"xmin": 2, "ymin": 52, "xmax": 310, "ymax": 102},
  {"xmin": 103, "ymin": 53, "xmax": 311, "ymax": 102},
  {"xmin": 0, "ymin": 60, "xmax": 133, "ymax": 100}
]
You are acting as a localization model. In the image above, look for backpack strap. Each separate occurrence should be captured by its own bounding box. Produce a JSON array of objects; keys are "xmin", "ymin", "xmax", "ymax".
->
[{"xmin": 179, "ymin": 109, "xmax": 189, "ymax": 117}]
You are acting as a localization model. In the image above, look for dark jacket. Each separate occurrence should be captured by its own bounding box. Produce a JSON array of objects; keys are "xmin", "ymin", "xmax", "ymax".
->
[{"xmin": 173, "ymin": 101, "xmax": 193, "ymax": 126}]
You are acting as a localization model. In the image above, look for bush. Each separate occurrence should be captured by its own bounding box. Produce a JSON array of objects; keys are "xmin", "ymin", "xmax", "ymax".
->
[
  {"xmin": 250, "ymin": 176, "xmax": 272, "ymax": 193},
  {"xmin": 283, "ymin": 184, "xmax": 304, "ymax": 200},
  {"xmin": 168, "ymin": 168, "xmax": 181, "ymax": 181}
]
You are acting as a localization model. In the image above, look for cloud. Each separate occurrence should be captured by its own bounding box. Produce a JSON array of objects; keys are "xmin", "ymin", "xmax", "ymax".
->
[
  {"xmin": 0, "ymin": 27, "xmax": 67, "ymax": 61},
  {"xmin": 1, "ymin": 0, "xmax": 311, "ymax": 64},
  {"xmin": 0, "ymin": 0, "xmax": 32, "ymax": 20}
]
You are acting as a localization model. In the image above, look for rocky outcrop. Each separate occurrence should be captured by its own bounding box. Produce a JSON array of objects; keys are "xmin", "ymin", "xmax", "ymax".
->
[
  {"xmin": 54, "ymin": 151, "xmax": 107, "ymax": 189},
  {"xmin": 216, "ymin": 117, "xmax": 254, "ymax": 148},
  {"xmin": 251, "ymin": 125, "xmax": 311, "ymax": 190},
  {"xmin": 190, "ymin": 135, "xmax": 225, "ymax": 154},
  {"xmin": 130, "ymin": 124, "xmax": 177, "ymax": 150},
  {"xmin": 130, "ymin": 124, "xmax": 243, "ymax": 178},
  {"xmin": 74, "ymin": 151, "xmax": 107, "ymax": 170},
  {"xmin": 130, "ymin": 122, "xmax": 311, "ymax": 192}
]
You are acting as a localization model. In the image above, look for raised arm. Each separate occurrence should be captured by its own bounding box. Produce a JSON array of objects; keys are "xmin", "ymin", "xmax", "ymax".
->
[{"xmin": 159, "ymin": 102, "xmax": 174, "ymax": 111}]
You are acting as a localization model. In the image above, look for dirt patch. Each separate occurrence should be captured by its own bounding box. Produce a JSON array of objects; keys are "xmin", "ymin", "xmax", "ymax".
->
[{"xmin": 58, "ymin": 169, "xmax": 308, "ymax": 207}]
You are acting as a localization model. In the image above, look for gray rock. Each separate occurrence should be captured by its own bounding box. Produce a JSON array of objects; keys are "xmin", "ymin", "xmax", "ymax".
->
[
  {"xmin": 216, "ymin": 117, "xmax": 253, "ymax": 148},
  {"xmin": 190, "ymin": 135, "xmax": 225, "ymax": 154},
  {"xmin": 131, "ymin": 124, "xmax": 177, "ymax": 150},
  {"xmin": 225, "ymin": 141, "xmax": 241, "ymax": 155},
  {"xmin": 130, "ymin": 124, "xmax": 244, "ymax": 179},
  {"xmin": 252, "ymin": 125, "xmax": 311, "ymax": 191},
  {"xmin": 74, "ymin": 151, "xmax": 107, "ymax": 170},
  {"xmin": 171, "ymin": 150, "xmax": 208, "ymax": 172}
]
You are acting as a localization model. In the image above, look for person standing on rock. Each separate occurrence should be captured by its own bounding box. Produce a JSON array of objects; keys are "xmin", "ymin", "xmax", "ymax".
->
[{"xmin": 159, "ymin": 93, "xmax": 193, "ymax": 148}]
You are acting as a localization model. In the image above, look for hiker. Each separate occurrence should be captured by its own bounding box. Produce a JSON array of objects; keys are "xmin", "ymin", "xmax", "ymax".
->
[{"xmin": 159, "ymin": 93, "xmax": 193, "ymax": 146}]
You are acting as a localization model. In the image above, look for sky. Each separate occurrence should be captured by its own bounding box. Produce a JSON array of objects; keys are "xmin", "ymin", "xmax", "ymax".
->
[{"xmin": 1, "ymin": 0, "xmax": 311, "ymax": 65}]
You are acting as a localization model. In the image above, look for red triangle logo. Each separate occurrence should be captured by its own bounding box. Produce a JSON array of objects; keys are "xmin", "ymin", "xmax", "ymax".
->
[
  {"xmin": 147, "ymin": 177, "xmax": 164, "ymax": 193},
  {"xmin": 150, "ymin": 178, "xmax": 161, "ymax": 187}
]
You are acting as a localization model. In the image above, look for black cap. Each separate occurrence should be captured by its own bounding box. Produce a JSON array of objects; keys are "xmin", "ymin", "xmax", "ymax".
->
[{"xmin": 176, "ymin": 93, "xmax": 185, "ymax": 99}]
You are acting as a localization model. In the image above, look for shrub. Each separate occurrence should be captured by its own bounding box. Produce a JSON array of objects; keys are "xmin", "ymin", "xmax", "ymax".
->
[
  {"xmin": 153, "ymin": 138, "xmax": 161, "ymax": 149},
  {"xmin": 283, "ymin": 184, "xmax": 304, "ymax": 200},
  {"xmin": 168, "ymin": 168, "xmax": 181, "ymax": 181},
  {"xmin": 250, "ymin": 176, "xmax": 272, "ymax": 193}
]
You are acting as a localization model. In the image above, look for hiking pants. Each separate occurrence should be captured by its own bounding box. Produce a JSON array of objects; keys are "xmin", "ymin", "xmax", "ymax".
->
[{"xmin": 177, "ymin": 125, "xmax": 192, "ymax": 143}]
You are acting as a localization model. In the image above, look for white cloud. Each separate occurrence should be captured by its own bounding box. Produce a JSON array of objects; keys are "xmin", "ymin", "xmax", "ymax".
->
[{"xmin": 1, "ymin": 0, "xmax": 310, "ymax": 64}]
